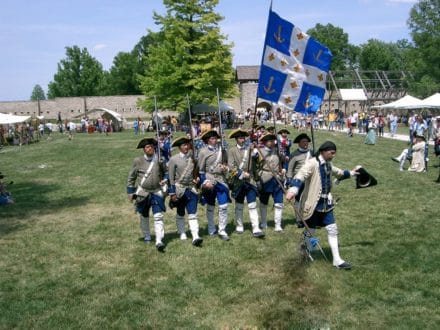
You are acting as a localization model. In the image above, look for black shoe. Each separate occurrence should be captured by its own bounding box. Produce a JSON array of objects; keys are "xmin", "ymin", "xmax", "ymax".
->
[
  {"xmin": 335, "ymin": 261, "xmax": 352, "ymax": 270},
  {"xmin": 192, "ymin": 238, "xmax": 203, "ymax": 246},
  {"xmin": 253, "ymin": 231, "xmax": 265, "ymax": 239},
  {"xmin": 219, "ymin": 234, "xmax": 230, "ymax": 241},
  {"xmin": 156, "ymin": 242, "xmax": 165, "ymax": 252},
  {"xmin": 209, "ymin": 230, "xmax": 218, "ymax": 237}
]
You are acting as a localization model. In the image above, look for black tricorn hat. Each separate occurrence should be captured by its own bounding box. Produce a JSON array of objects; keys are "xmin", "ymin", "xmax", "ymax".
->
[
  {"xmin": 293, "ymin": 133, "xmax": 311, "ymax": 143},
  {"xmin": 229, "ymin": 129, "xmax": 249, "ymax": 139},
  {"xmin": 277, "ymin": 128, "xmax": 290, "ymax": 135},
  {"xmin": 260, "ymin": 133, "xmax": 277, "ymax": 142},
  {"xmin": 137, "ymin": 137, "xmax": 158, "ymax": 149},
  {"xmin": 356, "ymin": 167, "xmax": 378, "ymax": 189},
  {"xmin": 266, "ymin": 126, "xmax": 275, "ymax": 131},
  {"xmin": 172, "ymin": 136, "xmax": 191, "ymax": 148},
  {"xmin": 200, "ymin": 129, "xmax": 220, "ymax": 141}
]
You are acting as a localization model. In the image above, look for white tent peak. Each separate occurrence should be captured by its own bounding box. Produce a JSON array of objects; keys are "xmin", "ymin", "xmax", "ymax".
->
[{"xmin": 373, "ymin": 95, "xmax": 422, "ymax": 109}]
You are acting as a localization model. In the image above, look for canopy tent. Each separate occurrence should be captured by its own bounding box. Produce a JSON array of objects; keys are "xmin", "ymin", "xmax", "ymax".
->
[
  {"xmin": 0, "ymin": 113, "xmax": 31, "ymax": 124},
  {"xmin": 372, "ymin": 95, "xmax": 422, "ymax": 109},
  {"xmin": 76, "ymin": 108, "xmax": 126, "ymax": 131},
  {"xmin": 192, "ymin": 100, "xmax": 234, "ymax": 114},
  {"xmin": 418, "ymin": 93, "xmax": 440, "ymax": 109}
]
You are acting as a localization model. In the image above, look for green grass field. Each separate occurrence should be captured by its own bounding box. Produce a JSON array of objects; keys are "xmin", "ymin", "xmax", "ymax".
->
[{"xmin": 1, "ymin": 128, "xmax": 439, "ymax": 329}]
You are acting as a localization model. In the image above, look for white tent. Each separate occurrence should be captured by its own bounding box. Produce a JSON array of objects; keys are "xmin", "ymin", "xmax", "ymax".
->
[
  {"xmin": 419, "ymin": 93, "xmax": 440, "ymax": 108},
  {"xmin": 373, "ymin": 95, "xmax": 422, "ymax": 109},
  {"xmin": 0, "ymin": 113, "xmax": 31, "ymax": 124}
]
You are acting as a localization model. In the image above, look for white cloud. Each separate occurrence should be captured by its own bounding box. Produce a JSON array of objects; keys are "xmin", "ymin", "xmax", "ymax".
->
[{"xmin": 93, "ymin": 43, "xmax": 107, "ymax": 51}]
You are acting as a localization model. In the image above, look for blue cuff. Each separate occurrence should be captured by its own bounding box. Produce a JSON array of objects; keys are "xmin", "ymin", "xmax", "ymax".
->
[
  {"xmin": 339, "ymin": 170, "xmax": 351, "ymax": 181},
  {"xmin": 292, "ymin": 178, "xmax": 303, "ymax": 189},
  {"xmin": 237, "ymin": 169, "xmax": 243, "ymax": 177},
  {"xmin": 127, "ymin": 187, "xmax": 136, "ymax": 194},
  {"xmin": 200, "ymin": 172, "xmax": 206, "ymax": 183},
  {"xmin": 168, "ymin": 185, "xmax": 176, "ymax": 194}
]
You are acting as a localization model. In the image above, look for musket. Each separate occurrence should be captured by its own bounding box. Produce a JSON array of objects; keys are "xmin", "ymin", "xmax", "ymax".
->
[
  {"xmin": 186, "ymin": 94, "xmax": 200, "ymax": 183},
  {"xmin": 154, "ymin": 95, "xmax": 161, "ymax": 161},
  {"xmin": 216, "ymin": 88, "xmax": 227, "ymax": 164}
]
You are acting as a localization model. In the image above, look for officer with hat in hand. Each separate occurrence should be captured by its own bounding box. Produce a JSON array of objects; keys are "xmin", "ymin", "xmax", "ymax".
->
[
  {"xmin": 256, "ymin": 133, "xmax": 285, "ymax": 232},
  {"xmin": 197, "ymin": 129, "xmax": 231, "ymax": 240},
  {"xmin": 227, "ymin": 129, "xmax": 265, "ymax": 238},
  {"xmin": 286, "ymin": 141, "xmax": 359, "ymax": 269},
  {"xmin": 168, "ymin": 136, "xmax": 203, "ymax": 246},
  {"xmin": 127, "ymin": 137, "xmax": 169, "ymax": 252}
]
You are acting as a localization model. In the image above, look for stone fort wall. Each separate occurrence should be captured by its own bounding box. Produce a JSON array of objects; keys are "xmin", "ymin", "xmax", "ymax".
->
[{"xmin": 0, "ymin": 95, "xmax": 148, "ymax": 120}]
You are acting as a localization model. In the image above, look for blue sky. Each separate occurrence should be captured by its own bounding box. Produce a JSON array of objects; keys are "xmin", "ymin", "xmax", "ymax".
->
[{"xmin": 0, "ymin": 0, "xmax": 417, "ymax": 101}]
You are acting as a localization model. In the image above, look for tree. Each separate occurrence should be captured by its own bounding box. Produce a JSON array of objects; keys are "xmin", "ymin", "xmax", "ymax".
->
[
  {"xmin": 359, "ymin": 39, "xmax": 408, "ymax": 71},
  {"xmin": 138, "ymin": 0, "xmax": 236, "ymax": 112},
  {"xmin": 307, "ymin": 23, "xmax": 359, "ymax": 71},
  {"xmin": 407, "ymin": 0, "xmax": 440, "ymax": 97},
  {"xmin": 103, "ymin": 52, "xmax": 141, "ymax": 95},
  {"xmin": 102, "ymin": 32, "xmax": 163, "ymax": 95},
  {"xmin": 48, "ymin": 46, "xmax": 105, "ymax": 98},
  {"xmin": 30, "ymin": 84, "xmax": 46, "ymax": 100}
]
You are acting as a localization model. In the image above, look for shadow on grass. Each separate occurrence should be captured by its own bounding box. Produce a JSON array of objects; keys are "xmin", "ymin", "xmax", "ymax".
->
[{"xmin": 0, "ymin": 181, "xmax": 90, "ymax": 237}]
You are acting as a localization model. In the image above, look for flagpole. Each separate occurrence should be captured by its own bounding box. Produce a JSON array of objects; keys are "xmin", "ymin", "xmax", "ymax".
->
[{"xmin": 310, "ymin": 113, "xmax": 316, "ymax": 154}]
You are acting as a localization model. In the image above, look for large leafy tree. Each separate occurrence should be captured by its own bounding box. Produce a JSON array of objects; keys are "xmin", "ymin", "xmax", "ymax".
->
[
  {"xmin": 138, "ymin": 0, "xmax": 236, "ymax": 112},
  {"xmin": 307, "ymin": 23, "xmax": 359, "ymax": 71},
  {"xmin": 30, "ymin": 84, "xmax": 46, "ymax": 100},
  {"xmin": 359, "ymin": 39, "xmax": 408, "ymax": 71},
  {"xmin": 102, "ymin": 32, "xmax": 163, "ymax": 95},
  {"xmin": 407, "ymin": 0, "xmax": 440, "ymax": 97},
  {"xmin": 48, "ymin": 46, "xmax": 105, "ymax": 98}
]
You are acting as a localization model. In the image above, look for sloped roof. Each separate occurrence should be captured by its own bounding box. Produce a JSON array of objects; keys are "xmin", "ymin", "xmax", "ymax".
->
[
  {"xmin": 236, "ymin": 65, "xmax": 260, "ymax": 81},
  {"xmin": 0, "ymin": 113, "xmax": 31, "ymax": 124}
]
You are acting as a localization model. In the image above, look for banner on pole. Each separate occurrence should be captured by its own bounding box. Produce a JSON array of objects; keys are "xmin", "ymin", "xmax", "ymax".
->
[{"xmin": 257, "ymin": 10, "xmax": 333, "ymax": 114}]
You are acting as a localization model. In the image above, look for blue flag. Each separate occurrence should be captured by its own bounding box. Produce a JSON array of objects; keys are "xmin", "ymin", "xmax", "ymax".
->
[{"xmin": 257, "ymin": 10, "xmax": 333, "ymax": 114}]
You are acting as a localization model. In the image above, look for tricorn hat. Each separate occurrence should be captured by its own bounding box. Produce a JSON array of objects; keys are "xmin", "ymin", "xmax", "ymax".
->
[
  {"xmin": 200, "ymin": 129, "xmax": 220, "ymax": 141},
  {"xmin": 137, "ymin": 137, "xmax": 158, "ymax": 149},
  {"xmin": 293, "ymin": 133, "xmax": 311, "ymax": 143},
  {"xmin": 172, "ymin": 136, "xmax": 191, "ymax": 148},
  {"xmin": 260, "ymin": 133, "xmax": 277, "ymax": 142},
  {"xmin": 277, "ymin": 128, "xmax": 290, "ymax": 135},
  {"xmin": 356, "ymin": 167, "xmax": 378, "ymax": 189},
  {"xmin": 266, "ymin": 126, "xmax": 275, "ymax": 132},
  {"xmin": 229, "ymin": 129, "xmax": 249, "ymax": 139}
]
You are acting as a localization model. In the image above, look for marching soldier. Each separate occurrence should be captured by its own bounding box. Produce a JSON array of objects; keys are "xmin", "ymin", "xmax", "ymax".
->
[
  {"xmin": 168, "ymin": 136, "xmax": 203, "ymax": 246},
  {"xmin": 287, "ymin": 133, "xmax": 313, "ymax": 186},
  {"xmin": 127, "ymin": 137, "xmax": 168, "ymax": 252},
  {"xmin": 227, "ymin": 129, "xmax": 265, "ymax": 238},
  {"xmin": 256, "ymin": 133, "xmax": 285, "ymax": 232},
  {"xmin": 277, "ymin": 128, "xmax": 292, "ymax": 170},
  {"xmin": 198, "ymin": 130, "xmax": 231, "ymax": 241}
]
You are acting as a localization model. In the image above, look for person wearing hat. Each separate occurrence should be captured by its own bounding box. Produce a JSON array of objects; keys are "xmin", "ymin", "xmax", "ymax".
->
[
  {"xmin": 287, "ymin": 133, "xmax": 313, "ymax": 190},
  {"xmin": 277, "ymin": 128, "xmax": 292, "ymax": 170},
  {"xmin": 392, "ymin": 134, "xmax": 427, "ymax": 172},
  {"xmin": 227, "ymin": 129, "xmax": 265, "ymax": 238},
  {"xmin": 158, "ymin": 130, "xmax": 172, "ymax": 164},
  {"xmin": 197, "ymin": 130, "xmax": 231, "ymax": 240},
  {"xmin": 127, "ymin": 137, "xmax": 169, "ymax": 252},
  {"xmin": 167, "ymin": 137, "xmax": 203, "ymax": 246},
  {"xmin": 256, "ymin": 133, "xmax": 286, "ymax": 232},
  {"xmin": 286, "ymin": 141, "xmax": 360, "ymax": 270}
]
